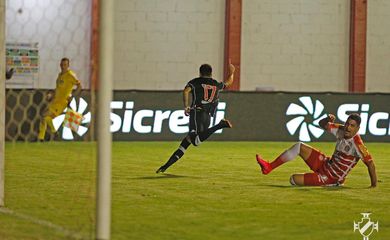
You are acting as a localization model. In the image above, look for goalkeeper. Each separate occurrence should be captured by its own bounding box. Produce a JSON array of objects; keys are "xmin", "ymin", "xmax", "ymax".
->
[{"xmin": 38, "ymin": 58, "xmax": 81, "ymax": 141}]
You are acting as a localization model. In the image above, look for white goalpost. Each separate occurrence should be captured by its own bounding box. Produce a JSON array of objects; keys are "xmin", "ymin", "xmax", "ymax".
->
[
  {"xmin": 0, "ymin": 0, "xmax": 114, "ymax": 237},
  {"xmin": 96, "ymin": 0, "xmax": 114, "ymax": 239},
  {"xmin": 0, "ymin": 0, "xmax": 6, "ymax": 207}
]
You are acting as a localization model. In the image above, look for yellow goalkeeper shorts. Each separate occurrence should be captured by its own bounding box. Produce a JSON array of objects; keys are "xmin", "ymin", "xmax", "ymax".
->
[{"xmin": 48, "ymin": 100, "xmax": 68, "ymax": 117}]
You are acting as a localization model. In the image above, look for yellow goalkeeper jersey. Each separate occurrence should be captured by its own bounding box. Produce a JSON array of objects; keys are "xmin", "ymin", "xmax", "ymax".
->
[{"xmin": 54, "ymin": 70, "xmax": 79, "ymax": 101}]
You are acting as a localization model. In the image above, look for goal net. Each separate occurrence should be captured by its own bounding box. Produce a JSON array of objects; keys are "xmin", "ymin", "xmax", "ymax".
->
[{"xmin": 2, "ymin": 0, "xmax": 96, "ymax": 238}]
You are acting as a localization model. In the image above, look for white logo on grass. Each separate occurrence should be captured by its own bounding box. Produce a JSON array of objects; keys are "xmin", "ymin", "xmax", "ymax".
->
[
  {"xmin": 53, "ymin": 97, "xmax": 91, "ymax": 140},
  {"xmin": 285, "ymin": 96, "xmax": 327, "ymax": 142},
  {"xmin": 354, "ymin": 213, "xmax": 379, "ymax": 240}
]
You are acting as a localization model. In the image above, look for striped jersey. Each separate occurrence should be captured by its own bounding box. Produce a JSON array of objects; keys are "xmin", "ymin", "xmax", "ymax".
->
[{"xmin": 323, "ymin": 123, "xmax": 372, "ymax": 182}]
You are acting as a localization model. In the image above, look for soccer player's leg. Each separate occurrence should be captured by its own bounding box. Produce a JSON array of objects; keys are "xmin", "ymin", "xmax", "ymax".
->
[
  {"xmin": 48, "ymin": 102, "xmax": 67, "ymax": 133},
  {"xmin": 38, "ymin": 114, "xmax": 48, "ymax": 141},
  {"xmin": 256, "ymin": 142, "xmax": 317, "ymax": 174},
  {"xmin": 156, "ymin": 135, "xmax": 191, "ymax": 173},
  {"xmin": 38, "ymin": 103, "xmax": 64, "ymax": 141},
  {"xmin": 291, "ymin": 172, "xmax": 337, "ymax": 186},
  {"xmin": 193, "ymin": 110, "xmax": 232, "ymax": 144},
  {"xmin": 188, "ymin": 109, "xmax": 209, "ymax": 145},
  {"xmin": 289, "ymin": 148, "xmax": 329, "ymax": 186},
  {"xmin": 301, "ymin": 146, "xmax": 327, "ymax": 172},
  {"xmin": 290, "ymin": 173, "xmax": 322, "ymax": 186},
  {"xmin": 38, "ymin": 109, "xmax": 55, "ymax": 141},
  {"xmin": 156, "ymin": 110, "xmax": 195, "ymax": 173}
]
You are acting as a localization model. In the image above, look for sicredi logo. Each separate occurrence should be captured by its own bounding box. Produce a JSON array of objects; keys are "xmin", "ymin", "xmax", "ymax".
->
[
  {"xmin": 286, "ymin": 96, "xmax": 390, "ymax": 141},
  {"xmin": 286, "ymin": 96, "xmax": 327, "ymax": 142},
  {"xmin": 110, "ymin": 102, "xmax": 227, "ymax": 134},
  {"xmin": 53, "ymin": 97, "xmax": 91, "ymax": 140},
  {"xmin": 53, "ymin": 99, "xmax": 227, "ymax": 140},
  {"xmin": 337, "ymin": 103, "xmax": 390, "ymax": 136}
]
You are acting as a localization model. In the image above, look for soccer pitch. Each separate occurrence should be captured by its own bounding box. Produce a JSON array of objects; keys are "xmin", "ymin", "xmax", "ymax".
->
[{"xmin": 1, "ymin": 141, "xmax": 389, "ymax": 240}]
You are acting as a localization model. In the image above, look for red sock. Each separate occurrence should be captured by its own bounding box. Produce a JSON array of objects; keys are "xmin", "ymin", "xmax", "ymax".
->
[
  {"xmin": 270, "ymin": 142, "xmax": 301, "ymax": 170},
  {"xmin": 270, "ymin": 157, "xmax": 285, "ymax": 170}
]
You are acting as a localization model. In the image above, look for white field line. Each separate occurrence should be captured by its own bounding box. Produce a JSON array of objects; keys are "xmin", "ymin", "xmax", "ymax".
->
[{"xmin": 0, "ymin": 207, "xmax": 90, "ymax": 240}]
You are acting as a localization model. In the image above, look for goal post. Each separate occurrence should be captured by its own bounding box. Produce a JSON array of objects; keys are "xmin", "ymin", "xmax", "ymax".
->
[
  {"xmin": 96, "ymin": 0, "xmax": 113, "ymax": 239},
  {"xmin": 1, "ymin": 0, "xmax": 6, "ymax": 207}
]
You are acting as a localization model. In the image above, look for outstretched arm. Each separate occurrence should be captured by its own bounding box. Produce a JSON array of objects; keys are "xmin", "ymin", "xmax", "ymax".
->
[
  {"xmin": 319, "ymin": 114, "xmax": 336, "ymax": 130},
  {"xmin": 224, "ymin": 59, "xmax": 235, "ymax": 87},
  {"xmin": 183, "ymin": 86, "xmax": 191, "ymax": 116},
  {"xmin": 364, "ymin": 160, "xmax": 377, "ymax": 188}
]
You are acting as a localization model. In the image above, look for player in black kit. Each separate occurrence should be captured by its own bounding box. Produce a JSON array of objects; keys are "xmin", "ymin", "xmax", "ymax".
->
[{"xmin": 156, "ymin": 61, "xmax": 235, "ymax": 173}]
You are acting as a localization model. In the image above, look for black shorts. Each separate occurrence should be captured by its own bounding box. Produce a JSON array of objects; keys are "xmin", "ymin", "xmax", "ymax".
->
[{"xmin": 189, "ymin": 108, "xmax": 210, "ymax": 134}]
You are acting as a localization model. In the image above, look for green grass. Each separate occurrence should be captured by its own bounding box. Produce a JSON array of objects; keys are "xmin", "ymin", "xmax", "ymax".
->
[{"xmin": 1, "ymin": 141, "xmax": 389, "ymax": 239}]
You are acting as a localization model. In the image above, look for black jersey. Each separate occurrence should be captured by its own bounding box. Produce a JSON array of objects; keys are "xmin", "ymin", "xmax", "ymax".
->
[{"xmin": 186, "ymin": 77, "xmax": 225, "ymax": 116}]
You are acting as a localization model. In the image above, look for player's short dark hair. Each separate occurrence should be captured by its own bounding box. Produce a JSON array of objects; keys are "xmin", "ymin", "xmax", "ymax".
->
[
  {"xmin": 199, "ymin": 64, "xmax": 212, "ymax": 77},
  {"xmin": 347, "ymin": 113, "xmax": 361, "ymax": 126},
  {"xmin": 61, "ymin": 57, "xmax": 70, "ymax": 63}
]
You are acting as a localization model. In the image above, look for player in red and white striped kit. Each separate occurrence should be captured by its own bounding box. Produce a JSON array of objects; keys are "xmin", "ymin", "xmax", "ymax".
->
[{"xmin": 256, "ymin": 113, "xmax": 377, "ymax": 187}]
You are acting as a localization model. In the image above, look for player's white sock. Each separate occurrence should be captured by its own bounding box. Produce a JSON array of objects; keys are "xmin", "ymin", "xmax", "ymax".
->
[
  {"xmin": 280, "ymin": 142, "xmax": 301, "ymax": 162},
  {"xmin": 270, "ymin": 142, "xmax": 301, "ymax": 169}
]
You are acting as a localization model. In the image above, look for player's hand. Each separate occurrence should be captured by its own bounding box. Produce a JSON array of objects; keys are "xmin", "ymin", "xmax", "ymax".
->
[
  {"xmin": 46, "ymin": 91, "xmax": 54, "ymax": 102},
  {"xmin": 46, "ymin": 93, "xmax": 53, "ymax": 101},
  {"xmin": 184, "ymin": 107, "xmax": 191, "ymax": 116},
  {"xmin": 228, "ymin": 59, "xmax": 235, "ymax": 74},
  {"xmin": 328, "ymin": 114, "xmax": 336, "ymax": 122}
]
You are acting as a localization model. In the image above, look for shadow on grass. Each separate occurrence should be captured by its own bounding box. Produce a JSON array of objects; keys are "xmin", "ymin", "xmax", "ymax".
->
[
  {"xmin": 133, "ymin": 173, "xmax": 198, "ymax": 180},
  {"xmin": 263, "ymin": 184, "xmax": 292, "ymax": 188},
  {"xmin": 263, "ymin": 184, "xmax": 360, "ymax": 190}
]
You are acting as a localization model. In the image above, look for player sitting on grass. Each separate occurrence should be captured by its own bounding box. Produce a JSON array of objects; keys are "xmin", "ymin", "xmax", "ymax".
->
[
  {"xmin": 256, "ymin": 113, "xmax": 377, "ymax": 187},
  {"xmin": 156, "ymin": 61, "xmax": 235, "ymax": 173}
]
